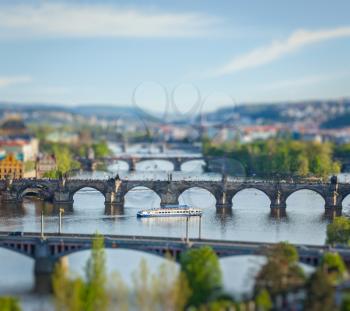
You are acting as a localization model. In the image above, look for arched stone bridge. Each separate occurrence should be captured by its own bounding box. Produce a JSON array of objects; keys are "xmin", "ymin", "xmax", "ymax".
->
[
  {"xmin": 80, "ymin": 155, "xmax": 206, "ymax": 171},
  {"xmin": 1, "ymin": 176, "xmax": 350, "ymax": 216}
]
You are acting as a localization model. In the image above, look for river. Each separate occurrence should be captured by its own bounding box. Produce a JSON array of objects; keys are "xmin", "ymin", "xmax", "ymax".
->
[{"xmin": 0, "ymin": 146, "xmax": 349, "ymax": 310}]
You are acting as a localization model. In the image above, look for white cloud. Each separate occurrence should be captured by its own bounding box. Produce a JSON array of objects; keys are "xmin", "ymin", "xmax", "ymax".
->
[
  {"xmin": 0, "ymin": 3, "xmax": 219, "ymax": 39},
  {"xmin": 0, "ymin": 75, "xmax": 32, "ymax": 88},
  {"xmin": 212, "ymin": 26, "xmax": 350, "ymax": 77}
]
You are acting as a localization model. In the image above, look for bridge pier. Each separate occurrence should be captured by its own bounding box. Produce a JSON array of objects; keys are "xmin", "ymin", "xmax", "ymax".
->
[
  {"xmin": 105, "ymin": 191, "xmax": 124, "ymax": 206},
  {"xmin": 270, "ymin": 207, "xmax": 287, "ymax": 218},
  {"xmin": 33, "ymin": 239, "xmax": 68, "ymax": 294},
  {"xmin": 215, "ymin": 192, "xmax": 232, "ymax": 209},
  {"xmin": 324, "ymin": 178, "xmax": 342, "ymax": 218},
  {"xmin": 269, "ymin": 190, "xmax": 287, "ymax": 218},
  {"xmin": 34, "ymin": 257, "xmax": 68, "ymax": 293},
  {"xmin": 128, "ymin": 159, "xmax": 136, "ymax": 172},
  {"xmin": 105, "ymin": 204, "xmax": 124, "ymax": 215},
  {"xmin": 53, "ymin": 191, "xmax": 73, "ymax": 206},
  {"xmin": 160, "ymin": 192, "xmax": 179, "ymax": 207},
  {"xmin": 202, "ymin": 159, "xmax": 210, "ymax": 173},
  {"xmin": 324, "ymin": 207, "xmax": 342, "ymax": 218},
  {"xmin": 173, "ymin": 159, "xmax": 182, "ymax": 172}
]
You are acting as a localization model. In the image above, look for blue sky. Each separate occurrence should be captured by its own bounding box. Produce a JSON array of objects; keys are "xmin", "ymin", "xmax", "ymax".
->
[{"xmin": 0, "ymin": 0, "xmax": 350, "ymax": 113}]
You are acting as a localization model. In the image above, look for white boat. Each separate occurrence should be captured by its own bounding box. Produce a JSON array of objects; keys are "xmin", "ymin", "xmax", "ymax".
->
[{"xmin": 137, "ymin": 204, "xmax": 202, "ymax": 218}]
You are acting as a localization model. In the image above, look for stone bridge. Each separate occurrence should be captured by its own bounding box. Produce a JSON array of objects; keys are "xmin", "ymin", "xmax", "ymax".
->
[
  {"xmin": 80, "ymin": 155, "xmax": 206, "ymax": 171},
  {"xmin": 0, "ymin": 176, "xmax": 350, "ymax": 216},
  {"xmin": 0, "ymin": 231, "xmax": 348, "ymax": 293}
]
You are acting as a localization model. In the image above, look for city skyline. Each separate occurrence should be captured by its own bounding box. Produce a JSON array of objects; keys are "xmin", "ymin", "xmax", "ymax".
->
[{"xmin": 0, "ymin": 0, "xmax": 350, "ymax": 112}]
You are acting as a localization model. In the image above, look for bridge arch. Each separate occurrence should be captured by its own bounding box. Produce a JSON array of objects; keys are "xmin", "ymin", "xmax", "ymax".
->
[
  {"xmin": 108, "ymin": 160, "xmax": 129, "ymax": 171},
  {"xmin": 285, "ymin": 188, "xmax": 326, "ymax": 210},
  {"xmin": 18, "ymin": 184, "xmax": 53, "ymax": 202},
  {"xmin": 124, "ymin": 186, "xmax": 161, "ymax": 208},
  {"xmin": 49, "ymin": 242, "xmax": 180, "ymax": 260},
  {"xmin": 135, "ymin": 159, "xmax": 174, "ymax": 171},
  {"xmin": 69, "ymin": 186, "xmax": 106, "ymax": 202},
  {"xmin": 180, "ymin": 159, "xmax": 206, "ymax": 172},
  {"xmin": 340, "ymin": 192, "xmax": 350, "ymax": 213},
  {"xmin": 0, "ymin": 241, "xmax": 36, "ymax": 259},
  {"xmin": 231, "ymin": 187, "xmax": 272, "ymax": 209},
  {"xmin": 178, "ymin": 186, "xmax": 216, "ymax": 208}
]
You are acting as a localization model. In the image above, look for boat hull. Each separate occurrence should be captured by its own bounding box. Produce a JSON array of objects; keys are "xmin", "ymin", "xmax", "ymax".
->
[{"xmin": 137, "ymin": 213, "xmax": 202, "ymax": 218}]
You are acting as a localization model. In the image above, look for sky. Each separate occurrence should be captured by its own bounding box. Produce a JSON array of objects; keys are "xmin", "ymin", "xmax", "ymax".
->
[{"xmin": 0, "ymin": 0, "xmax": 350, "ymax": 113}]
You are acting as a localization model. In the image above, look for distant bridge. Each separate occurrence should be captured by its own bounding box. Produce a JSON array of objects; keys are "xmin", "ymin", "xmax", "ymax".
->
[
  {"xmin": 0, "ymin": 176, "xmax": 349, "ymax": 217},
  {"xmin": 102, "ymin": 155, "xmax": 205, "ymax": 171},
  {"xmin": 78, "ymin": 154, "xmax": 206, "ymax": 172},
  {"xmin": 0, "ymin": 231, "xmax": 347, "ymax": 293},
  {"xmin": 114, "ymin": 141, "xmax": 202, "ymax": 154}
]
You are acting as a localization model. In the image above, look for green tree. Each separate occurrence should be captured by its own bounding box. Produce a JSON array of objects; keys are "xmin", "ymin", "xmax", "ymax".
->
[
  {"xmin": 341, "ymin": 293, "xmax": 350, "ymax": 311},
  {"xmin": 84, "ymin": 234, "xmax": 109, "ymax": 311},
  {"xmin": 321, "ymin": 252, "xmax": 347, "ymax": 284},
  {"xmin": 54, "ymin": 145, "xmax": 80, "ymax": 175},
  {"xmin": 254, "ymin": 242, "xmax": 305, "ymax": 297},
  {"xmin": 132, "ymin": 258, "xmax": 191, "ymax": 311},
  {"xmin": 203, "ymin": 138, "xmax": 340, "ymax": 178},
  {"xmin": 326, "ymin": 217, "xmax": 350, "ymax": 245},
  {"xmin": 0, "ymin": 297, "xmax": 21, "ymax": 311},
  {"xmin": 304, "ymin": 268, "xmax": 336, "ymax": 311},
  {"xmin": 111, "ymin": 272, "xmax": 129, "ymax": 311},
  {"xmin": 255, "ymin": 289, "xmax": 272, "ymax": 311},
  {"xmin": 180, "ymin": 246, "xmax": 222, "ymax": 307},
  {"xmin": 132, "ymin": 259, "xmax": 152, "ymax": 311},
  {"xmin": 52, "ymin": 259, "xmax": 85, "ymax": 311},
  {"xmin": 92, "ymin": 141, "xmax": 110, "ymax": 158},
  {"xmin": 52, "ymin": 234, "xmax": 109, "ymax": 311}
]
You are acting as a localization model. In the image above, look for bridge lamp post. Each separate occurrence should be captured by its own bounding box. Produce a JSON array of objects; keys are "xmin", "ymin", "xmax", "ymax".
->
[
  {"xmin": 40, "ymin": 210, "xmax": 44, "ymax": 239},
  {"xmin": 185, "ymin": 216, "xmax": 190, "ymax": 244},
  {"xmin": 198, "ymin": 215, "xmax": 202, "ymax": 240},
  {"xmin": 58, "ymin": 208, "xmax": 64, "ymax": 235}
]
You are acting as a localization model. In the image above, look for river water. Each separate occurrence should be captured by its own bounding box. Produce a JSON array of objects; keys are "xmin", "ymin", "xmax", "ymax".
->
[{"xmin": 1, "ymin": 146, "xmax": 349, "ymax": 310}]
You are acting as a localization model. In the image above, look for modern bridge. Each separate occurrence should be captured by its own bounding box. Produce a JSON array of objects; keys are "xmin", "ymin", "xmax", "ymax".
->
[
  {"xmin": 0, "ymin": 231, "xmax": 347, "ymax": 293},
  {"xmin": 0, "ymin": 176, "xmax": 348, "ymax": 217}
]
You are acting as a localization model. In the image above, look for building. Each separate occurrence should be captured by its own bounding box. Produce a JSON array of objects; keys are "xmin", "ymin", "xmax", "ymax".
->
[
  {"xmin": 0, "ymin": 153, "xmax": 24, "ymax": 179},
  {"xmin": 35, "ymin": 154, "xmax": 57, "ymax": 178},
  {"xmin": 0, "ymin": 139, "xmax": 39, "ymax": 162},
  {"xmin": 0, "ymin": 116, "xmax": 39, "ymax": 161},
  {"xmin": 0, "ymin": 116, "xmax": 28, "ymax": 137}
]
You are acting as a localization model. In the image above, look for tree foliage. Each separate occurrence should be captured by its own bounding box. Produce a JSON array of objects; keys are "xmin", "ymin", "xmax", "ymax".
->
[
  {"xmin": 304, "ymin": 268, "xmax": 336, "ymax": 311},
  {"xmin": 52, "ymin": 234, "xmax": 109, "ymax": 311},
  {"xmin": 42, "ymin": 143, "xmax": 80, "ymax": 177},
  {"xmin": 321, "ymin": 252, "xmax": 347, "ymax": 284},
  {"xmin": 326, "ymin": 216, "xmax": 350, "ymax": 245},
  {"xmin": 180, "ymin": 246, "xmax": 223, "ymax": 307},
  {"xmin": 255, "ymin": 289, "xmax": 272, "ymax": 311},
  {"xmin": 84, "ymin": 235, "xmax": 109, "ymax": 311},
  {"xmin": 132, "ymin": 258, "xmax": 191, "ymax": 311},
  {"xmin": 254, "ymin": 242, "xmax": 305, "ymax": 297},
  {"xmin": 203, "ymin": 138, "xmax": 340, "ymax": 178},
  {"xmin": 53, "ymin": 240, "xmax": 192, "ymax": 311},
  {"xmin": 0, "ymin": 297, "xmax": 21, "ymax": 311},
  {"xmin": 341, "ymin": 293, "xmax": 350, "ymax": 311},
  {"xmin": 92, "ymin": 141, "xmax": 110, "ymax": 158}
]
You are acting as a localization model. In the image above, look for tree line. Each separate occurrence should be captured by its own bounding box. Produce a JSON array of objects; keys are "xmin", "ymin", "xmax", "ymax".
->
[
  {"xmin": 40, "ymin": 140, "xmax": 111, "ymax": 178},
  {"xmin": 203, "ymin": 138, "xmax": 341, "ymax": 179}
]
